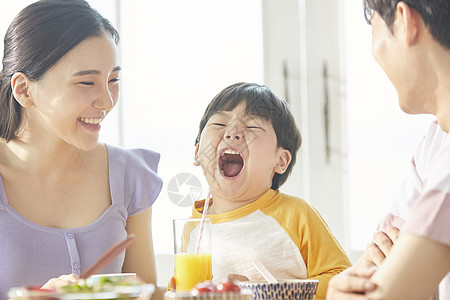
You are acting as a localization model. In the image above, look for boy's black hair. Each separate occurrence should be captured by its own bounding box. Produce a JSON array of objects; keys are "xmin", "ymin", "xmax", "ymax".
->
[
  {"xmin": 195, "ymin": 82, "xmax": 302, "ymax": 190},
  {"xmin": 363, "ymin": 0, "xmax": 450, "ymax": 50}
]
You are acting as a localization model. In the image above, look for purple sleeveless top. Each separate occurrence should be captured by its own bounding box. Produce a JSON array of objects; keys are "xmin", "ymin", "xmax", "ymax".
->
[{"xmin": 0, "ymin": 144, "xmax": 163, "ymax": 300}]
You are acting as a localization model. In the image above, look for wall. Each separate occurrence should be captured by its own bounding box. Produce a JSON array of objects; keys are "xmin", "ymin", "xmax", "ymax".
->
[{"xmin": 262, "ymin": 0, "xmax": 348, "ymax": 250}]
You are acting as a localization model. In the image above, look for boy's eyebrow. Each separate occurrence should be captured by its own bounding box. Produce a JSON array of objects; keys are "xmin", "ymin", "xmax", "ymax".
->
[
  {"xmin": 72, "ymin": 66, "xmax": 121, "ymax": 76},
  {"xmin": 209, "ymin": 111, "xmax": 231, "ymax": 120},
  {"xmin": 213, "ymin": 111, "xmax": 229, "ymax": 117},
  {"xmin": 212, "ymin": 112, "xmax": 268, "ymax": 128}
]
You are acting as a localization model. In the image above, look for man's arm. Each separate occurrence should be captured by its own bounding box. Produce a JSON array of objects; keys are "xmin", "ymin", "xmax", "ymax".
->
[{"xmin": 368, "ymin": 234, "xmax": 450, "ymax": 300}]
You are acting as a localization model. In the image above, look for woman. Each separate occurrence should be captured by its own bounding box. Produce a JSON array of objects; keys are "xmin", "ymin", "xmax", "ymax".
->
[{"xmin": 0, "ymin": 1, "xmax": 162, "ymax": 299}]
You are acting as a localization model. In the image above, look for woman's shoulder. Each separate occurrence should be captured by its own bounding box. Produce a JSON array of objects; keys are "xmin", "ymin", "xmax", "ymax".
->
[
  {"xmin": 104, "ymin": 143, "xmax": 163, "ymax": 213},
  {"xmin": 104, "ymin": 143, "xmax": 161, "ymax": 172}
]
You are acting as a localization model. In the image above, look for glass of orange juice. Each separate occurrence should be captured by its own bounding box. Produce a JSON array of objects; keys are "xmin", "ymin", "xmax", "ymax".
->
[{"xmin": 173, "ymin": 218, "xmax": 212, "ymax": 292}]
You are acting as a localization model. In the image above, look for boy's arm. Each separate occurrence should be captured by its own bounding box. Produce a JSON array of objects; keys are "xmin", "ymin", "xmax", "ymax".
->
[{"xmin": 298, "ymin": 206, "xmax": 352, "ymax": 299}]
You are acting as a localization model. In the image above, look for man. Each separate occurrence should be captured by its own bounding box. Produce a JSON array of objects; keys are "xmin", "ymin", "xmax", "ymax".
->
[{"xmin": 327, "ymin": 1, "xmax": 450, "ymax": 299}]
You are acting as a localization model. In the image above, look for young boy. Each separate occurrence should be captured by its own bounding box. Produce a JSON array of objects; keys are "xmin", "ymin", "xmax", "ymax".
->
[{"xmin": 192, "ymin": 82, "xmax": 351, "ymax": 298}]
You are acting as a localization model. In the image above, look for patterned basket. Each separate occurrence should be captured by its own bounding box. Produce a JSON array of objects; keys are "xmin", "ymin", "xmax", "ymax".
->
[{"xmin": 239, "ymin": 279, "xmax": 318, "ymax": 300}]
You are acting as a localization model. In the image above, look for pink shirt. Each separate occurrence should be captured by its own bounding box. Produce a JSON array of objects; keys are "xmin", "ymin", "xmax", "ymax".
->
[
  {"xmin": 378, "ymin": 120, "xmax": 450, "ymax": 299},
  {"xmin": 0, "ymin": 144, "xmax": 162, "ymax": 300}
]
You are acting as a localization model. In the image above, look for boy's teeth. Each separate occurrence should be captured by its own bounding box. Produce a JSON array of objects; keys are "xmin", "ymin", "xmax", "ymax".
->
[
  {"xmin": 222, "ymin": 149, "xmax": 240, "ymax": 155},
  {"xmin": 78, "ymin": 117, "xmax": 102, "ymax": 124}
]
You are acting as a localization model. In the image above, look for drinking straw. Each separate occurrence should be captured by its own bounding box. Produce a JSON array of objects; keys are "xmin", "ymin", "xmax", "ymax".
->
[
  {"xmin": 195, "ymin": 190, "xmax": 211, "ymax": 254},
  {"xmin": 252, "ymin": 259, "xmax": 278, "ymax": 283}
]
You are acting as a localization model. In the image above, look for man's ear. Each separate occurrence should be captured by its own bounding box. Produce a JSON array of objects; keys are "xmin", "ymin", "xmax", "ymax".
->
[
  {"xmin": 396, "ymin": 1, "xmax": 423, "ymax": 46},
  {"xmin": 11, "ymin": 72, "xmax": 34, "ymax": 108},
  {"xmin": 274, "ymin": 149, "xmax": 292, "ymax": 174}
]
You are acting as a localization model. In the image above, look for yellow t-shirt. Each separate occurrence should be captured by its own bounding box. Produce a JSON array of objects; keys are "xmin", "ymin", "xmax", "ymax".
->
[{"xmin": 191, "ymin": 189, "xmax": 351, "ymax": 299}]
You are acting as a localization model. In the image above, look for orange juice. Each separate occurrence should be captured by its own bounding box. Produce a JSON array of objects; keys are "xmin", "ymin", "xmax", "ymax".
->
[{"xmin": 174, "ymin": 253, "xmax": 212, "ymax": 292}]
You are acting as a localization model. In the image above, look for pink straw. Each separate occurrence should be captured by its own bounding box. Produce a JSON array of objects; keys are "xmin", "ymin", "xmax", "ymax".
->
[
  {"xmin": 252, "ymin": 259, "xmax": 278, "ymax": 283},
  {"xmin": 195, "ymin": 191, "xmax": 211, "ymax": 254}
]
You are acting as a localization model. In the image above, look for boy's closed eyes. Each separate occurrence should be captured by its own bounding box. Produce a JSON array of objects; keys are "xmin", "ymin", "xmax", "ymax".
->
[{"xmin": 208, "ymin": 115, "xmax": 268, "ymax": 133}]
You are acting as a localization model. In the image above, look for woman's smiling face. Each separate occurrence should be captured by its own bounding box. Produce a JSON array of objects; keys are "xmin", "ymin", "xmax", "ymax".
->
[
  {"xmin": 25, "ymin": 33, "xmax": 120, "ymax": 151},
  {"xmin": 195, "ymin": 102, "xmax": 289, "ymax": 209}
]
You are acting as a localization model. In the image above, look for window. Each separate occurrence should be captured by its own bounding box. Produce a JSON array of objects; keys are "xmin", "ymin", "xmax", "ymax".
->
[
  {"xmin": 101, "ymin": 0, "xmax": 264, "ymax": 255},
  {"xmin": 0, "ymin": 1, "xmax": 263, "ymax": 258}
]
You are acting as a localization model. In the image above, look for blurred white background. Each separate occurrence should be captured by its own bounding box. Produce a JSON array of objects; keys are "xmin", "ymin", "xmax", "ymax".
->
[{"xmin": 1, "ymin": 0, "xmax": 434, "ymax": 285}]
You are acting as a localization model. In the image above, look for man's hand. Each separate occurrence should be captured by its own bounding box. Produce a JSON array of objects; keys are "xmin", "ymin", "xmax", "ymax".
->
[
  {"xmin": 326, "ymin": 260, "xmax": 377, "ymax": 299},
  {"xmin": 326, "ymin": 226, "xmax": 400, "ymax": 299},
  {"xmin": 366, "ymin": 226, "xmax": 400, "ymax": 266}
]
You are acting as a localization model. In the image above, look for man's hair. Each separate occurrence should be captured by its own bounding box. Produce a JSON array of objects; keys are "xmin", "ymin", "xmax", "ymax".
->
[
  {"xmin": 363, "ymin": 0, "xmax": 450, "ymax": 50},
  {"xmin": 195, "ymin": 82, "xmax": 302, "ymax": 190}
]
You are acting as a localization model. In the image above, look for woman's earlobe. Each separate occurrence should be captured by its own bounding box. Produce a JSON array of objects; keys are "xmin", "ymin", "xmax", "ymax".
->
[
  {"xmin": 194, "ymin": 144, "xmax": 201, "ymax": 166},
  {"xmin": 11, "ymin": 72, "xmax": 34, "ymax": 108}
]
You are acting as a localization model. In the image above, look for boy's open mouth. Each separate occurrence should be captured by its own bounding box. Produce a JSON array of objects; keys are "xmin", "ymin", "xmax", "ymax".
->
[{"xmin": 219, "ymin": 149, "xmax": 244, "ymax": 178}]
